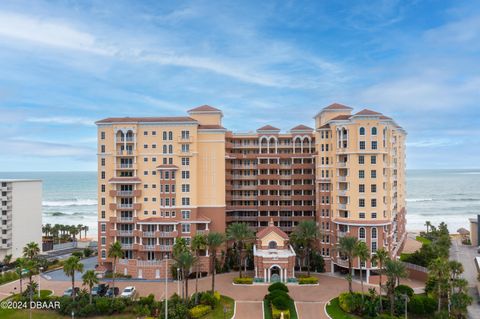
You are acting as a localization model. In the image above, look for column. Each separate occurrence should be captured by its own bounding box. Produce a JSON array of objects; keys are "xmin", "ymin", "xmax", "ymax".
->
[
  {"xmin": 255, "ymin": 266, "xmax": 258, "ymax": 278},
  {"xmin": 267, "ymin": 269, "xmax": 270, "ymax": 282},
  {"xmin": 264, "ymin": 268, "xmax": 267, "ymax": 282},
  {"xmin": 279, "ymin": 268, "xmax": 283, "ymax": 283},
  {"xmin": 366, "ymin": 269, "xmax": 370, "ymax": 284},
  {"xmin": 292, "ymin": 267, "xmax": 295, "ymax": 278},
  {"xmin": 284, "ymin": 268, "xmax": 288, "ymax": 282}
]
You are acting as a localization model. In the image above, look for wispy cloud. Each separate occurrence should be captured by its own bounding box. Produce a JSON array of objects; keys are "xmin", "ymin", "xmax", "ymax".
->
[
  {"xmin": 1, "ymin": 138, "xmax": 95, "ymax": 159},
  {"xmin": 27, "ymin": 116, "xmax": 95, "ymax": 126}
]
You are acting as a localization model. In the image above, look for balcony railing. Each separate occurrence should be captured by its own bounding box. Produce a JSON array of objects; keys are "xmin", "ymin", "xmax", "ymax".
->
[
  {"xmin": 119, "ymin": 217, "xmax": 134, "ymax": 222},
  {"xmin": 197, "ymin": 229, "xmax": 209, "ymax": 235},
  {"xmin": 143, "ymin": 231, "xmax": 155, "ymax": 237},
  {"xmin": 159, "ymin": 231, "xmax": 177, "ymax": 237},
  {"xmin": 337, "ymin": 231, "xmax": 348, "ymax": 237},
  {"xmin": 121, "ymin": 243, "xmax": 133, "ymax": 249},
  {"xmin": 118, "ymin": 230, "xmax": 133, "ymax": 236},
  {"xmin": 337, "ymin": 162, "xmax": 347, "ymax": 168},
  {"xmin": 337, "ymin": 203, "xmax": 347, "ymax": 210},
  {"xmin": 337, "ymin": 176, "xmax": 347, "ymax": 182},
  {"xmin": 118, "ymin": 203, "xmax": 133, "ymax": 209},
  {"xmin": 117, "ymin": 191, "xmax": 133, "ymax": 196}
]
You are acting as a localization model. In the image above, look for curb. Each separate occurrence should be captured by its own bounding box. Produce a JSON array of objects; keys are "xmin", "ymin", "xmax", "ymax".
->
[{"xmin": 324, "ymin": 297, "xmax": 334, "ymax": 319}]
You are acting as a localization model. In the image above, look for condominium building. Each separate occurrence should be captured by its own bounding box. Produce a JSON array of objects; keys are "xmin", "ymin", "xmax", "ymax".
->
[
  {"xmin": 96, "ymin": 103, "xmax": 406, "ymax": 279},
  {"xmin": 0, "ymin": 179, "xmax": 43, "ymax": 260}
]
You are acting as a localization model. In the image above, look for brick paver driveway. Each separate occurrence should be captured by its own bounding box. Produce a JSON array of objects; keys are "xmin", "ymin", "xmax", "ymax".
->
[{"xmin": 234, "ymin": 301, "xmax": 263, "ymax": 319}]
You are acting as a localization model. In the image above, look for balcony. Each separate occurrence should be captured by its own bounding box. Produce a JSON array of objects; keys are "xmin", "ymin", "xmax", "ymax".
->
[
  {"xmin": 337, "ymin": 162, "xmax": 347, "ymax": 168},
  {"xmin": 118, "ymin": 216, "xmax": 134, "ymax": 222},
  {"xmin": 338, "ymin": 190, "xmax": 348, "ymax": 196},
  {"xmin": 117, "ymin": 230, "xmax": 133, "ymax": 236},
  {"xmin": 143, "ymin": 231, "xmax": 156, "ymax": 237},
  {"xmin": 335, "ymin": 258, "xmax": 349, "ymax": 268},
  {"xmin": 337, "ymin": 231, "xmax": 348, "ymax": 238},
  {"xmin": 337, "ymin": 203, "xmax": 347, "ymax": 210},
  {"xmin": 118, "ymin": 203, "xmax": 133, "ymax": 209},
  {"xmin": 120, "ymin": 243, "xmax": 133, "ymax": 249},
  {"xmin": 159, "ymin": 231, "xmax": 178, "ymax": 237},
  {"xmin": 116, "ymin": 150, "xmax": 134, "ymax": 156},
  {"xmin": 197, "ymin": 229, "xmax": 210, "ymax": 235},
  {"xmin": 160, "ymin": 245, "xmax": 173, "ymax": 251},
  {"xmin": 337, "ymin": 176, "xmax": 347, "ymax": 182},
  {"xmin": 141, "ymin": 245, "xmax": 156, "ymax": 251}
]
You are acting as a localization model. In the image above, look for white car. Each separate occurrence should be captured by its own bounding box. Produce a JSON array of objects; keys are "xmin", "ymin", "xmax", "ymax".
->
[{"xmin": 120, "ymin": 286, "xmax": 136, "ymax": 298}]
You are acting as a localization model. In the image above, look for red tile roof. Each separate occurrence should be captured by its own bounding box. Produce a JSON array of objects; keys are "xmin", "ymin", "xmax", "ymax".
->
[
  {"xmin": 198, "ymin": 124, "xmax": 226, "ymax": 129},
  {"xmin": 290, "ymin": 124, "xmax": 313, "ymax": 131},
  {"xmin": 318, "ymin": 123, "xmax": 330, "ymax": 129},
  {"xmin": 257, "ymin": 125, "xmax": 280, "ymax": 131},
  {"xmin": 96, "ymin": 117, "xmax": 196, "ymax": 124},
  {"xmin": 355, "ymin": 109, "xmax": 383, "ymax": 116},
  {"xmin": 256, "ymin": 220, "xmax": 289, "ymax": 240},
  {"xmin": 323, "ymin": 103, "xmax": 353, "ymax": 110},
  {"xmin": 330, "ymin": 114, "xmax": 352, "ymax": 121},
  {"xmin": 188, "ymin": 105, "xmax": 222, "ymax": 112}
]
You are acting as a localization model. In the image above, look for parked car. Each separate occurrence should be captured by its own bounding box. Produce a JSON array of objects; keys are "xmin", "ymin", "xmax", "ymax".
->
[
  {"xmin": 120, "ymin": 286, "xmax": 136, "ymax": 298},
  {"xmin": 92, "ymin": 284, "xmax": 109, "ymax": 297},
  {"xmin": 63, "ymin": 287, "xmax": 80, "ymax": 297},
  {"xmin": 105, "ymin": 287, "xmax": 119, "ymax": 298}
]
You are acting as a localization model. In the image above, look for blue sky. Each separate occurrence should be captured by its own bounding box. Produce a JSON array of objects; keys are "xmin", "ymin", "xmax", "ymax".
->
[{"xmin": 0, "ymin": 0, "xmax": 479, "ymax": 171}]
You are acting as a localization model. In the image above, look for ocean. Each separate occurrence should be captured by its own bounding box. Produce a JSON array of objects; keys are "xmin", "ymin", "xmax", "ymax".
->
[{"xmin": 0, "ymin": 169, "xmax": 479, "ymax": 237}]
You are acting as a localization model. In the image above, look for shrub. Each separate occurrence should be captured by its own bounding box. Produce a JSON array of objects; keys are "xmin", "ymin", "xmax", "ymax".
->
[
  {"xmin": 200, "ymin": 292, "xmax": 218, "ymax": 308},
  {"xmin": 189, "ymin": 304, "xmax": 212, "ymax": 318},
  {"xmin": 213, "ymin": 291, "xmax": 221, "ymax": 302},
  {"xmin": 298, "ymin": 277, "xmax": 318, "ymax": 284},
  {"xmin": 95, "ymin": 297, "xmax": 111, "ymax": 314},
  {"xmin": 265, "ymin": 290, "xmax": 290, "ymax": 302},
  {"xmin": 233, "ymin": 277, "xmax": 253, "ymax": 284},
  {"xmin": 375, "ymin": 314, "xmax": 400, "ymax": 319},
  {"xmin": 78, "ymin": 303, "xmax": 96, "ymax": 317},
  {"xmin": 72, "ymin": 251, "xmax": 84, "ymax": 258},
  {"xmin": 395, "ymin": 285, "xmax": 414, "ymax": 298},
  {"xmin": 83, "ymin": 248, "xmax": 94, "ymax": 257},
  {"xmin": 338, "ymin": 292, "xmax": 363, "ymax": 314},
  {"xmin": 408, "ymin": 295, "xmax": 425, "ymax": 314},
  {"xmin": 272, "ymin": 306, "xmax": 290, "ymax": 319},
  {"xmin": 268, "ymin": 282, "xmax": 289, "ymax": 293},
  {"xmin": 272, "ymin": 296, "xmax": 290, "ymax": 310},
  {"xmin": 421, "ymin": 295, "xmax": 437, "ymax": 313}
]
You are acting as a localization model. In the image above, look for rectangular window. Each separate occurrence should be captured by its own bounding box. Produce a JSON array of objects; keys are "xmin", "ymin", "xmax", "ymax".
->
[
  {"xmin": 359, "ymin": 141, "xmax": 365, "ymax": 150},
  {"xmin": 101, "ymin": 158, "xmax": 105, "ymax": 166},
  {"xmin": 182, "ymin": 210, "xmax": 191, "ymax": 219},
  {"xmin": 182, "ymin": 197, "xmax": 190, "ymax": 206},
  {"xmin": 359, "ymin": 212, "xmax": 365, "ymax": 219},
  {"xmin": 371, "ymin": 198, "xmax": 377, "ymax": 207},
  {"xmin": 359, "ymin": 198, "xmax": 365, "ymax": 207},
  {"xmin": 101, "ymin": 171, "xmax": 105, "ymax": 179},
  {"xmin": 371, "ymin": 156, "xmax": 377, "ymax": 164},
  {"xmin": 371, "ymin": 184, "xmax": 377, "ymax": 193},
  {"xmin": 101, "ymin": 223, "xmax": 106, "ymax": 232},
  {"xmin": 181, "ymin": 144, "xmax": 189, "ymax": 153},
  {"xmin": 144, "ymin": 157, "xmax": 148, "ymax": 162},
  {"xmin": 101, "ymin": 145, "xmax": 105, "ymax": 153},
  {"xmin": 371, "ymin": 212, "xmax": 377, "ymax": 219},
  {"xmin": 144, "ymin": 131, "xmax": 148, "ymax": 136},
  {"xmin": 371, "ymin": 170, "xmax": 377, "ymax": 178},
  {"xmin": 359, "ymin": 184, "xmax": 365, "ymax": 193},
  {"xmin": 181, "ymin": 130, "xmax": 190, "ymax": 139},
  {"xmin": 101, "ymin": 237, "xmax": 106, "ymax": 245},
  {"xmin": 100, "ymin": 131, "xmax": 105, "ymax": 140},
  {"xmin": 101, "ymin": 211, "xmax": 105, "ymax": 219},
  {"xmin": 182, "ymin": 224, "xmax": 191, "ymax": 233},
  {"xmin": 101, "ymin": 184, "xmax": 105, "ymax": 193},
  {"xmin": 358, "ymin": 155, "xmax": 364, "ymax": 164},
  {"xmin": 372, "ymin": 141, "xmax": 378, "ymax": 150},
  {"xmin": 182, "ymin": 171, "xmax": 190, "ymax": 179},
  {"xmin": 182, "ymin": 158, "xmax": 190, "ymax": 166},
  {"xmin": 359, "ymin": 170, "xmax": 365, "ymax": 179},
  {"xmin": 182, "ymin": 184, "xmax": 190, "ymax": 192}
]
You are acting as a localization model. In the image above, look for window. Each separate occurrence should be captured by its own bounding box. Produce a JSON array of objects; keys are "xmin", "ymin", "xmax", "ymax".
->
[
  {"xmin": 101, "ymin": 223, "xmax": 106, "ymax": 232},
  {"xmin": 181, "ymin": 144, "xmax": 189, "ymax": 153},
  {"xmin": 101, "ymin": 184, "xmax": 105, "ymax": 193},
  {"xmin": 182, "ymin": 171, "xmax": 190, "ymax": 179},
  {"xmin": 359, "ymin": 170, "xmax": 365, "ymax": 179},
  {"xmin": 372, "ymin": 241, "xmax": 377, "ymax": 252},
  {"xmin": 144, "ymin": 131, "xmax": 148, "ymax": 136},
  {"xmin": 181, "ymin": 130, "xmax": 190, "ymax": 139},
  {"xmin": 371, "ymin": 170, "xmax": 377, "ymax": 178},
  {"xmin": 372, "ymin": 227, "xmax": 377, "ymax": 238},
  {"xmin": 359, "ymin": 227, "xmax": 366, "ymax": 239},
  {"xmin": 182, "ymin": 224, "xmax": 191, "ymax": 233},
  {"xmin": 101, "ymin": 237, "xmax": 106, "ymax": 245},
  {"xmin": 182, "ymin": 210, "xmax": 190, "ymax": 219},
  {"xmin": 372, "ymin": 127, "xmax": 377, "ymax": 135},
  {"xmin": 359, "ymin": 184, "xmax": 365, "ymax": 193},
  {"xmin": 165, "ymin": 171, "xmax": 170, "ymax": 179},
  {"xmin": 359, "ymin": 141, "xmax": 365, "ymax": 150},
  {"xmin": 358, "ymin": 155, "xmax": 365, "ymax": 164},
  {"xmin": 182, "ymin": 158, "xmax": 190, "ymax": 166},
  {"xmin": 144, "ymin": 144, "xmax": 148, "ymax": 149},
  {"xmin": 168, "ymin": 145, "xmax": 173, "ymax": 154},
  {"xmin": 182, "ymin": 184, "xmax": 190, "ymax": 192},
  {"xmin": 152, "ymin": 144, "xmax": 157, "ymax": 149},
  {"xmin": 371, "ymin": 184, "xmax": 377, "ymax": 192},
  {"xmin": 182, "ymin": 197, "xmax": 190, "ymax": 206},
  {"xmin": 101, "ymin": 158, "xmax": 105, "ymax": 166},
  {"xmin": 168, "ymin": 131, "xmax": 173, "ymax": 140},
  {"xmin": 371, "ymin": 198, "xmax": 377, "ymax": 207},
  {"xmin": 371, "ymin": 141, "xmax": 377, "ymax": 150},
  {"xmin": 268, "ymin": 241, "xmax": 277, "ymax": 249},
  {"xmin": 359, "ymin": 212, "xmax": 365, "ymax": 219},
  {"xmin": 163, "ymin": 131, "xmax": 167, "ymax": 140},
  {"xmin": 371, "ymin": 212, "xmax": 377, "ymax": 219},
  {"xmin": 359, "ymin": 127, "xmax": 365, "ymax": 135},
  {"xmin": 101, "ymin": 211, "xmax": 105, "ymax": 219},
  {"xmin": 152, "ymin": 131, "xmax": 157, "ymax": 136},
  {"xmin": 163, "ymin": 145, "xmax": 167, "ymax": 154},
  {"xmin": 101, "ymin": 145, "xmax": 105, "ymax": 153},
  {"xmin": 101, "ymin": 250, "xmax": 106, "ymax": 259},
  {"xmin": 100, "ymin": 131, "xmax": 105, "ymax": 140},
  {"xmin": 143, "ymin": 171, "xmax": 148, "ymax": 176},
  {"xmin": 144, "ymin": 157, "xmax": 148, "ymax": 162},
  {"xmin": 101, "ymin": 171, "xmax": 105, "ymax": 179},
  {"xmin": 359, "ymin": 198, "xmax": 365, "ymax": 207},
  {"xmin": 371, "ymin": 156, "xmax": 377, "ymax": 164}
]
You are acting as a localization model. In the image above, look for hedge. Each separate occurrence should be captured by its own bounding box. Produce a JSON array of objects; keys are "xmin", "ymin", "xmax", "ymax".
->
[
  {"xmin": 268, "ymin": 282, "xmax": 289, "ymax": 293},
  {"xmin": 272, "ymin": 295, "xmax": 290, "ymax": 310},
  {"xmin": 298, "ymin": 277, "xmax": 318, "ymax": 285},
  {"xmin": 338, "ymin": 292, "xmax": 364, "ymax": 314},
  {"xmin": 189, "ymin": 304, "xmax": 212, "ymax": 318},
  {"xmin": 233, "ymin": 277, "xmax": 253, "ymax": 284},
  {"xmin": 394, "ymin": 285, "xmax": 414, "ymax": 298},
  {"xmin": 272, "ymin": 305, "xmax": 290, "ymax": 319}
]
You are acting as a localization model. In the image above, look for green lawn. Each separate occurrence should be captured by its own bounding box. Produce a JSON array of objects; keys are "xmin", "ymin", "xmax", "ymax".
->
[
  {"xmin": 325, "ymin": 297, "xmax": 360, "ymax": 319},
  {"xmin": 415, "ymin": 236, "xmax": 431, "ymax": 245},
  {"xmin": 201, "ymin": 295, "xmax": 235, "ymax": 319}
]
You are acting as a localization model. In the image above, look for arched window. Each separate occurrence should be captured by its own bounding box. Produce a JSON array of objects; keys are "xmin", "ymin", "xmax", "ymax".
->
[
  {"xmin": 168, "ymin": 145, "xmax": 173, "ymax": 154},
  {"xmin": 268, "ymin": 241, "xmax": 277, "ymax": 249},
  {"xmin": 371, "ymin": 127, "xmax": 377, "ymax": 135},
  {"xmin": 162, "ymin": 131, "xmax": 167, "ymax": 140},
  {"xmin": 359, "ymin": 227, "xmax": 366, "ymax": 239},
  {"xmin": 162, "ymin": 145, "xmax": 167, "ymax": 154},
  {"xmin": 372, "ymin": 227, "xmax": 377, "ymax": 239},
  {"xmin": 359, "ymin": 127, "xmax": 365, "ymax": 135},
  {"xmin": 168, "ymin": 131, "xmax": 173, "ymax": 140}
]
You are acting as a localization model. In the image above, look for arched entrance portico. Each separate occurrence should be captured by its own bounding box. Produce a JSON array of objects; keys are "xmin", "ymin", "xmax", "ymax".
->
[{"xmin": 270, "ymin": 265, "xmax": 282, "ymax": 283}]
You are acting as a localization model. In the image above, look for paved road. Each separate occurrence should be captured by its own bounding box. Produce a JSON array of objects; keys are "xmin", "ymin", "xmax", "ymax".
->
[
  {"xmin": 296, "ymin": 301, "xmax": 328, "ymax": 319},
  {"xmin": 234, "ymin": 301, "xmax": 263, "ymax": 319},
  {"xmin": 450, "ymin": 238, "xmax": 480, "ymax": 319},
  {"xmin": 45, "ymin": 257, "xmax": 97, "ymax": 281}
]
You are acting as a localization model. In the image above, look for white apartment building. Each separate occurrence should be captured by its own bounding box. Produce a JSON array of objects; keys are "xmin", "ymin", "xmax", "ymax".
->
[{"xmin": 0, "ymin": 180, "xmax": 42, "ymax": 260}]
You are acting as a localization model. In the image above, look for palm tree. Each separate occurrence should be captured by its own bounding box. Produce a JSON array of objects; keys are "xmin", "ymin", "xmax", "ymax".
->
[
  {"xmin": 429, "ymin": 257, "xmax": 449, "ymax": 312},
  {"xmin": 83, "ymin": 225, "xmax": 89, "ymax": 239},
  {"xmin": 77, "ymin": 224, "xmax": 84, "ymax": 239},
  {"xmin": 15, "ymin": 258, "xmax": 27, "ymax": 294},
  {"xmin": 226, "ymin": 222, "xmax": 254, "ymax": 278},
  {"xmin": 205, "ymin": 232, "xmax": 225, "ymax": 294},
  {"xmin": 3, "ymin": 254, "xmax": 12, "ymax": 266},
  {"xmin": 63, "ymin": 256, "xmax": 84, "ymax": 300},
  {"xmin": 371, "ymin": 248, "xmax": 389, "ymax": 311},
  {"xmin": 82, "ymin": 270, "xmax": 99, "ymax": 304},
  {"xmin": 384, "ymin": 259, "xmax": 408, "ymax": 316},
  {"xmin": 23, "ymin": 242, "xmax": 40, "ymax": 260},
  {"xmin": 43, "ymin": 224, "xmax": 52, "ymax": 237},
  {"xmin": 291, "ymin": 220, "xmax": 320, "ymax": 276},
  {"xmin": 191, "ymin": 234, "xmax": 206, "ymax": 303},
  {"xmin": 425, "ymin": 221, "xmax": 431, "ymax": 234},
  {"xmin": 175, "ymin": 250, "xmax": 197, "ymax": 301},
  {"xmin": 107, "ymin": 241, "xmax": 124, "ymax": 298},
  {"xmin": 337, "ymin": 236, "xmax": 358, "ymax": 293},
  {"xmin": 355, "ymin": 241, "xmax": 370, "ymax": 300}
]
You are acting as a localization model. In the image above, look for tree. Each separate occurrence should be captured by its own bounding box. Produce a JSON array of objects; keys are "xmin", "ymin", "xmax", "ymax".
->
[
  {"xmin": 384, "ymin": 259, "xmax": 408, "ymax": 316},
  {"xmin": 83, "ymin": 225, "xmax": 89, "ymax": 238},
  {"xmin": 226, "ymin": 222, "xmax": 254, "ymax": 278},
  {"xmin": 23, "ymin": 242, "xmax": 40, "ymax": 260},
  {"xmin": 337, "ymin": 236, "xmax": 358, "ymax": 293},
  {"xmin": 191, "ymin": 234, "xmax": 206, "ymax": 303},
  {"xmin": 291, "ymin": 220, "xmax": 320, "ymax": 277},
  {"xmin": 15, "ymin": 258, "xmax": 27, "ymax": 294},
  {"xmin": 174, "ymin": 250, "xmax": 197, "ymax": 302},
  {"xmin": 428, "ymin": 257, "xmax": 449, "ymax": 312},
  {"xmin": 107, "ymin": 241, "xmax": 124, "ymax": 298},
  {"xmin": 3, "ymin": 254, "xmax": 12, "ymax": 266},
  {"xmin": 77, "ymin": 224, "xmax": 84, "ymax": 239},
  {"xmin": 371, "ymin": 248, "xmax": 389, "ymax": 311},
  {"xmin": 63, "ymin": 256, "xmax": 84, "ymax": 300},
  {"xmin": 82, "ymin": 270, "xmax": 99, "ymax": 304},
  {"xmin": 425, "ymin": 221, "xmax": 431, "ymax": 234},
  {"xmin": 205, "ymin": 232, "xmax": 225, "ymax": 293},
  {"xmin": 22, "ymin": 242, "xmax": 40, "ymax": 303},
  {"xmin": 355, "ymin": 241, "xmax": 370, "ymax": 301}
]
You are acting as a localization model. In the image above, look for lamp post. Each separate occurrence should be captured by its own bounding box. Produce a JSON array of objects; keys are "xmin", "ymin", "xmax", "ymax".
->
[
  {"xmin": 177, "ymin": 267, "xmax": 180, "ymax": 296},
  {"xmin": 38, "ymin": 267, "xmax": 44, "ymax": 298},
  {"xmin": 403, "ymin": 294, "xmax": 409, "ymax": 319},
  {"xmin": 164, "ymin": 254, "xmax": 168, "ymax": 319}
]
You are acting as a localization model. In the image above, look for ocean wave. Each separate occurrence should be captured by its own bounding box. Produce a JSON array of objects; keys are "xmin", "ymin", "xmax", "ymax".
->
[
  {"xmin": 43, "ymin": 199, "xmax": 97, "ymax": 207},
  {"xmin": 406, "ymin": 198, "xmax": 433, "ymax": 202}
]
